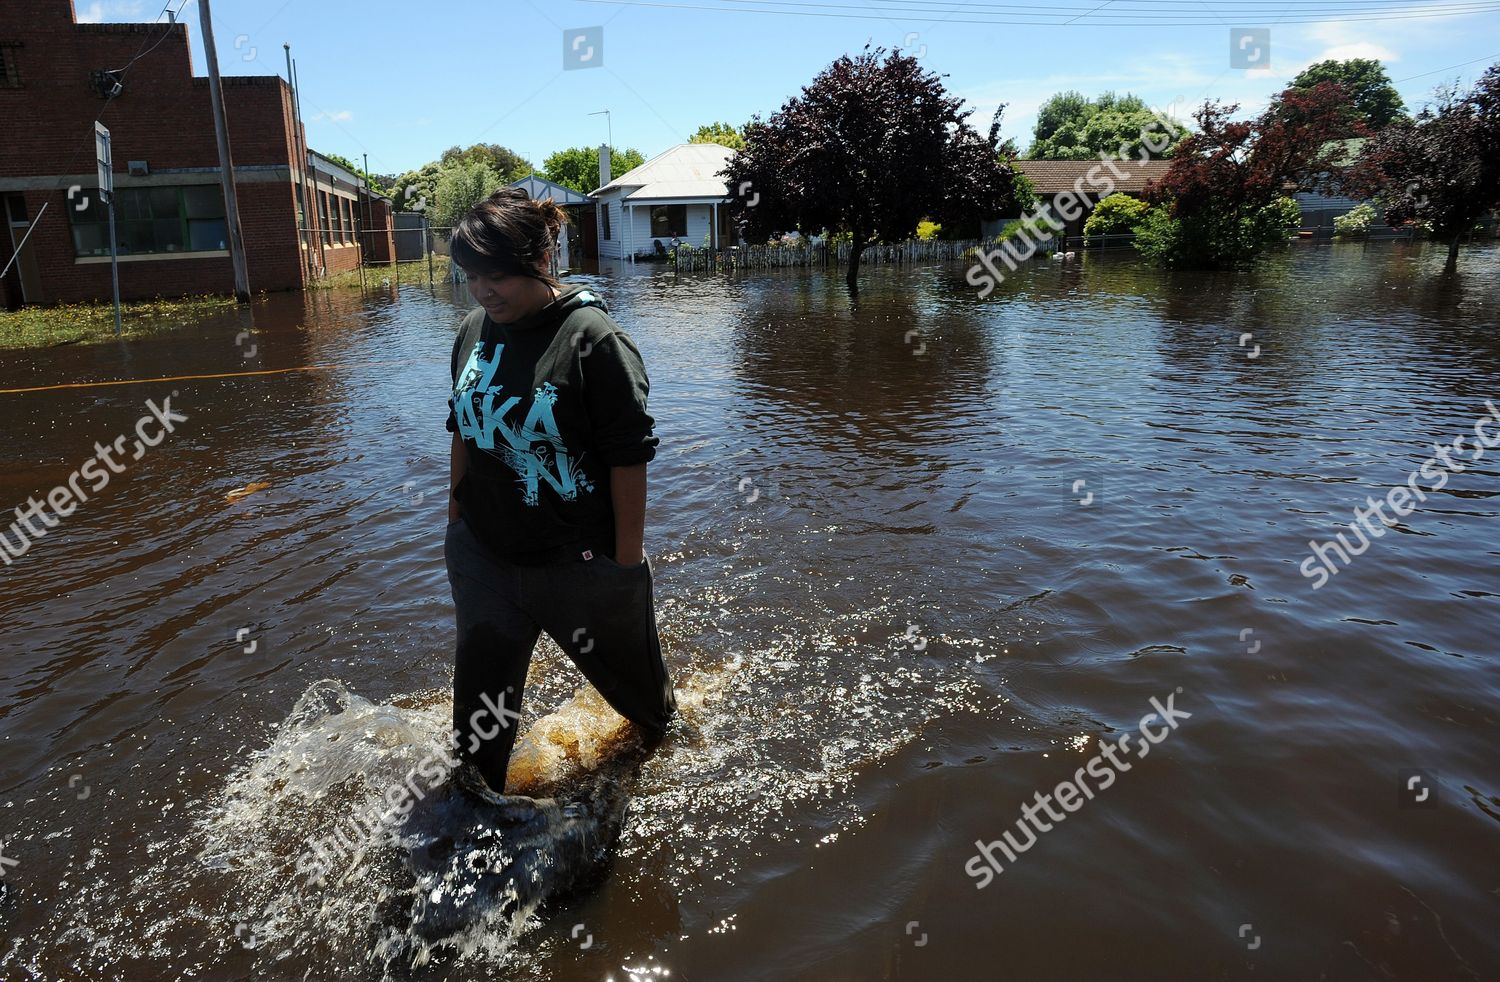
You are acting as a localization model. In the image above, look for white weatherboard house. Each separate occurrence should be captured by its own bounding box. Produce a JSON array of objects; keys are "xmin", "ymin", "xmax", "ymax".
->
[{"xmin": 591, "ymin": 143, "xmax": 736, "ymax": 261}]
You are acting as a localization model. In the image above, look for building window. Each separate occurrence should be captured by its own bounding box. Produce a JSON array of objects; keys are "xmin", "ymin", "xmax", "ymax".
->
[
  {"xmin": 67, "ymin": 185, "xmax": 226, "ymax": 256},
  {"xmin": 601, "ymin": 204, "xmax": 611, "ymax": 240},
  {"xmin": 650, "ymin": 204, "xmax": 687, "ymax": 238},
  {"xmin": 0, "ymin": 42, "xmax": 22, "ymax": 88},
  {"xmin": 341, "ymin": 197, "xmax": 353, "ymax": 243},
  {"xmin": 319, "ymin": 191, "xmax": 331, "ymax": 246}
]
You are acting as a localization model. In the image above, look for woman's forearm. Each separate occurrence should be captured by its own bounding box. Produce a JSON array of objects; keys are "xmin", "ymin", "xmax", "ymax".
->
[
  {"xmin": 611, "ymin": 463, "xmax": 648, "ymax": 565},
  {"xmin": 449, "ymin": 431, "xmax": 467, "ymax": 521}
]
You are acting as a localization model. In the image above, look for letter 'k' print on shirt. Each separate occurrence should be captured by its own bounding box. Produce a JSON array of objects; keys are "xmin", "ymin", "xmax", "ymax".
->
[{"xmin": 454, "ymin": 341, "xmax": 596, "ymax": 506}]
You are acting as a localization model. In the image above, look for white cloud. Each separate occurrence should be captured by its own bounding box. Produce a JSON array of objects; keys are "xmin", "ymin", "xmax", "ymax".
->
[
  {"xmin": 74, "ymin": 1, "xmax": 148, "ymax": 23},
  {"xmin": 313, "ymin": 110, "xmax": 354, "ymax": 123}
]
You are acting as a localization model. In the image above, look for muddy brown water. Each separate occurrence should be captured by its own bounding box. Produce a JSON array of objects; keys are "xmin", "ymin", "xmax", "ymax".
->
[{"xmin": 1, "ymin": 242, "xmax": 1498, "ymax": 980}]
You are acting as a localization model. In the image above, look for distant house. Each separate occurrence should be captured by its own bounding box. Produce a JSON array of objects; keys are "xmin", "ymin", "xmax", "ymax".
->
[
  {"xmin": 0, "ymin": 0, "xmax": 392, "ymax": 309},
  {"xmin": 984, "ymin": 159, "xmax": 1176, "ymax": 240},
  {"xmin": 590, "ymin": 143, "xmax": 737, "ymax": 261},
  {"xmin": 509, "ymin": 173, "xmax": 595, "ymax": 260},
  {"xmin": 1296, "ymin": 138, "xmax": 1378, "ymax": 233},
  {"xmin": 510, "ymin": 173, "xmax": 592, "ymax": 207}
]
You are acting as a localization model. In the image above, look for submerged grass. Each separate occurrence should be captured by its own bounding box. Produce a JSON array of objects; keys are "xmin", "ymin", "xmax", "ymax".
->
[
  {"xmin": 0, "ymin": 257, "xmax": 454, "ymax": 350},
  {"xmin": 0, "ymin": 294, "xmax": 242, "ymax": 351},
  {"xmin": 307, "ymin": 256, "xmax": 453, "ymax": 290}
]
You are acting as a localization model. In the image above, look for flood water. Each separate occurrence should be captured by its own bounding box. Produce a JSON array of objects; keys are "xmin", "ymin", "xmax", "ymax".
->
[{"xmin": 2, "ymin": 241, "xmax": 1498, "ymax": 980}]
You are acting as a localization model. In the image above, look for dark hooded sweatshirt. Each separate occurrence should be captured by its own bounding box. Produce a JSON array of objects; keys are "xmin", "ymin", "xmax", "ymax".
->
[{"xmin": 446, "ymin": 284, "xmax": 658, "ymax": 565}]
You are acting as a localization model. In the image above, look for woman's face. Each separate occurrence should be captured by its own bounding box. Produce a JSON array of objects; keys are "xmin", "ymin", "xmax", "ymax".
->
[{"xmin": 463, "ymin": 268, "xmax": 551, "ymax": 323}]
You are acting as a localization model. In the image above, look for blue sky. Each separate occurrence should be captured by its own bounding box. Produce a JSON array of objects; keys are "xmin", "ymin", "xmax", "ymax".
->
[{"xmin": 78, "ymin": 0, "xmax": 1500, "ymax": 178}]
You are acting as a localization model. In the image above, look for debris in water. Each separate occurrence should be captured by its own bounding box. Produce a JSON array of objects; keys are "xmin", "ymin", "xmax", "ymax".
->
[{"xmin": 226, "ymin": 482, "xmax": 271, "ymax": 502}]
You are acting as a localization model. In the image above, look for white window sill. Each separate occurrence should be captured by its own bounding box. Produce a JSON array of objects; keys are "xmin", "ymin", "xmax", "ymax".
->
[{"xmin": 75, "ymin": 250, "xmax": 231, "ymax": 264}]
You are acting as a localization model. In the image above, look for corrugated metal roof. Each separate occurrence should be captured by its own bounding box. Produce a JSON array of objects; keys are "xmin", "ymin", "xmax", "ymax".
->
[
  {"xmin": 1016, "ymin": 158, "xmax": 1175, "ymax": 194},
  {"xmin": 593, "ymin": 143, "xmax": 736, "ymax": 201}
]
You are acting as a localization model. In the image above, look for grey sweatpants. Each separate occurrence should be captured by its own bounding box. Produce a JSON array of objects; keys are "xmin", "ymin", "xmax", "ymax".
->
[{"xmin": 444, "ymin": 516, "xmax": 677, "ymax": 792}]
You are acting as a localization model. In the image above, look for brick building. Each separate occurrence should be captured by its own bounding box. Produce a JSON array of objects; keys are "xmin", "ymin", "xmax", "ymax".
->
[{"xmin": 0, "ymin": 0, "xmax": 392, "ymax": 309}]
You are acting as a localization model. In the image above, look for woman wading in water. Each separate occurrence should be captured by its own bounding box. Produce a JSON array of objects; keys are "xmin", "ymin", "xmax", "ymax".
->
[{"xmin": 444, "ymin": 188, "xmax": 676, "ymax": 797}]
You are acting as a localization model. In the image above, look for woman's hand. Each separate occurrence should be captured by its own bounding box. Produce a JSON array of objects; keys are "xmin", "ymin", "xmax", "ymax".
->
[
  {"xmin": 449, "ymin": 432, "xmax": 467, "ymax": 522},
  {"xmin": 611, "ymin": 463, "xmax": 647, "ymax": 567}
]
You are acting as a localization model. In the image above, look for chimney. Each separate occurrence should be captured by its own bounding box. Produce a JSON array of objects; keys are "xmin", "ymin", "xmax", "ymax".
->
[{"xmin": 598, "ymin": 144, "xmax": 611, "ymax": 191}]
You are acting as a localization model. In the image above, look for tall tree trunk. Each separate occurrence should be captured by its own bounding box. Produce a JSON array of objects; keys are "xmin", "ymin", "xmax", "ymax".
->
[
  {"xmin": 1445, "ymin": 233, "xmax": 1461, "ymax": 273},
  {"xmin": 846, "ymin": 241, "xmax": 864, "ymax": 292}
]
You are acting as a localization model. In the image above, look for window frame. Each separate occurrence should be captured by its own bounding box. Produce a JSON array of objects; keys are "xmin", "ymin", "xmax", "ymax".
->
[
  {"xmin": 66, "ymin": 184, "xmax": 227, "ymax": 258},
  {"xmin": 650, "ymin": 204, "xmax": 687, "ymax": 238},
  {"xmin": 0, "ymin": 41, "xmax": 23, "ymax": 89}
]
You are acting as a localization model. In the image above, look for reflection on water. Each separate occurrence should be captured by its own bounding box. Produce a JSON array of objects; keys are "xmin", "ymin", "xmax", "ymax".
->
[{"xmin": 1, "ymin": 241, "xmax": 1498, "ymax": 980}]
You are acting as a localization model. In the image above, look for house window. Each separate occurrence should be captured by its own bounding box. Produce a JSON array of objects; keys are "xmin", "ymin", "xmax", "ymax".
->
[
  {"xmin": 0, "ymin": 42, "xmax": 22, "ymax": 88},
  {"xmin": 601, "ymin": 204, "xmax": 611, "ymax": 240},
  {"xmin": 67, "ymin": 185, "xmax": 226, "ymax": 256},
  {"xmin": 650, "ymin": 204, "xmax": 687, "ymax": 238}
]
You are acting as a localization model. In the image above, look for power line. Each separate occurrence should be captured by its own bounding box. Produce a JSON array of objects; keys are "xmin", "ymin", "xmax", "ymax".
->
[
  {"xmin": 96, "ymin": 0, "xmax": 186, "ymax": 124},
  {"xmin": 580, "ymin": 0, "xmax": 1500, "ymax": 25},
  {"xmin": 1391, "ymin": 51, "xmax": 1500, "ymax": 82}
]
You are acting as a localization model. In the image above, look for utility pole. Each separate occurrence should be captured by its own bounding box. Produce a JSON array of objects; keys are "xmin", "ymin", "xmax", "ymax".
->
[
  {"xmin": 292, "ymin": 58, "xmax": 326, "ymax": 276},
  {"xmin": 356, "ymin": 152, "xmax": 366, "ymax": 290},
  {"xmin": 199, "ymin": 0, "xmax": 251, "ymax": 303},
  {"xmin": 285, "ymin": 43, "xmax": 317, "ymax": 279}
]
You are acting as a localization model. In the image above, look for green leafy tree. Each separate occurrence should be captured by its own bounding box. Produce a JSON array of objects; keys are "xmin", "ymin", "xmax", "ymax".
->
[
  {"xmin": 1291, "ymin": 59, "xmax": 1405, "ymax": 130},
  {"xmin": 432, "ymin": 159, "xmax": 502, "ymax": 231},
  {"xmin": 1028, "ymin": 90, "xmax": 1184, "ymax": 160},
  {"xmin": 1083, "ymin": 193, "xmax": 1150, "ymax": 240},
  {"xmin": 390, "ymin": 161, "xmax": 440, "ymax": 213},
  {"xmin": 542, "ymin": 146, "xmax": 647, "ymax": 194},
  {"xmin": 439, "ymin": 144, "xmax": 533, "ymax": 183},
  {"xmin": 690, "ymin": 121, "xmax": 746, "ymax": 150},
  {"xmin": 721, "ymin": 47, "xmax": 1028, "ymax": 289}
]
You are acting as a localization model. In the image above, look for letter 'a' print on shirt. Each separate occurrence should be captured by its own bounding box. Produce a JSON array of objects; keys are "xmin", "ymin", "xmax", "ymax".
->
[{"xmin": 454, "ymin": 341, "xmax": 596, "ymax": 506}]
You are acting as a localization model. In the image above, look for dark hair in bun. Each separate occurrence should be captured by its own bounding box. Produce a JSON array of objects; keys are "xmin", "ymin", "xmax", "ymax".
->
[{"xmin": 450, "ymin": 186, "xmax": 568, "ymax": 287}]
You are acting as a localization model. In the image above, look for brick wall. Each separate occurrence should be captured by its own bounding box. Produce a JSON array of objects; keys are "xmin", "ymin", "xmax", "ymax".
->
[{"xmin": 0, "ymin": 0, "xmax": 312, "ymax": 305}]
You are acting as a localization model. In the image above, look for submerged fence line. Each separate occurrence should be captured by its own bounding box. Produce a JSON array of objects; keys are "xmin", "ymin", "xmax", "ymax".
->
[
  {"xmin": 667, "ymin": 233, "xmax": 1166, "ymax": 273},
  {"xmin": 670, "ymin": 237, "xmax": 1005, "ymax": 273}
]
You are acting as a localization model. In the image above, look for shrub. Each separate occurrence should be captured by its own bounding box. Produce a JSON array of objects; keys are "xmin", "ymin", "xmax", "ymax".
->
[
  {"xmin": 1135, "ymin": 196, "xmax": 1302, "ymax": 267},
  {"xmin": 1083, "ymin": 193, "xmax": 1150, "ymax": 240},
  {"xmin": 1333, "ymin": 203, "xmax": 1377, "ymax": 236}
]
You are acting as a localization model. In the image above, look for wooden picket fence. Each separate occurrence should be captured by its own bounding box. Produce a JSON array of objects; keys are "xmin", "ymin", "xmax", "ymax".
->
[{"xmin": 672, "ymin": 237, "xmax": 988, "ymax": 273}]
